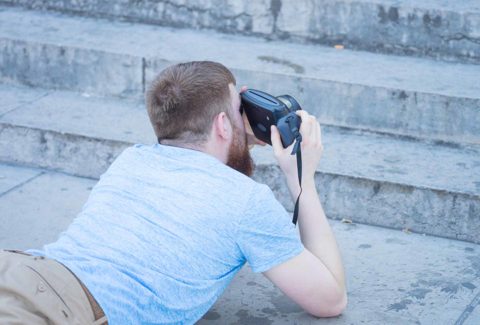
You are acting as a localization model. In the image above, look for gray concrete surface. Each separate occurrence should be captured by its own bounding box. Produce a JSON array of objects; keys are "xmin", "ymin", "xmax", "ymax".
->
[
  {"xmin": 0, "ymin": 163, "xmax": 41, "ymax": 194},
  {"xmin": 0, "ymin": 163, "xmax": 479, "ymax": 324},
  {"xmin": 0, "ymin": 84, "xmax": 478, "ymax": 243},
  {"xmin": 1, "ymin": 7, "xmax": 480, "ymax": 144},
  {"xmin": 0, "ymin": 84, "xmax": 48, "ymax": 115},
  {"xmin": 200, "ymin": 223, "xmax": 480, "ymax": 325},
  {"xmin": 0, "ymin": 163, "xmax": 95, "ymax": 249},
  {"xmin": 1, "ymin": 0, "xmax": 479, "ymax": 63},
  {"xmin": 252, "ymin": 149, "xmax": 480, "ymax": 245}
]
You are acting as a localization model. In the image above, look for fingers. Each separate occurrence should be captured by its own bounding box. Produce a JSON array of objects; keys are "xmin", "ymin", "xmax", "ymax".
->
[
  {"xmin": 296, "ymin": 111, "xmax": 315, "ymax": 140},
  {"xmin": 270, "ymin": 125, "xmax": 283, "ymax": 154},
  {"xmin": 315, "ymin": 120, "xmax": 320, "ymax": 143},
  {"xmin": 316, "ymin": 121, "xmax": 322, "ymax": 147},
  {"xmin": 295, "ymin": 111, "xmax": 323, "ymax": 150},
  {"xmin": 295, "ymin": 110, "xmax": 310, "ymax": 120},
  {"xmin": 314, "ymin": 120, "xmax": 323, "ymax": 152},
  {"xmin": 240, "ymin": 85, "xmax": 248, "ymax": 93}
]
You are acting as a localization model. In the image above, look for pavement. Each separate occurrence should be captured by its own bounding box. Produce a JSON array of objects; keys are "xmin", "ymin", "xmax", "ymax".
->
[{"xmin": 1, "ymin": 162, "xmax": 479, "ymax": 324}]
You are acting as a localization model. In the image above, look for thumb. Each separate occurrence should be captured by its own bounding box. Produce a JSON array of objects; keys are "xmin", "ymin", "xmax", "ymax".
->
[{"xmin": 270, "ymin": 125, "xmax": 283, "ymax": 154}]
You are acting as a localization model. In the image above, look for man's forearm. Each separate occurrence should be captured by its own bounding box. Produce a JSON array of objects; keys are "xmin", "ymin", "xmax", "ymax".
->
[{"xmin": 287, "ymin": 177, "xmax": 346, "ymax": 292}]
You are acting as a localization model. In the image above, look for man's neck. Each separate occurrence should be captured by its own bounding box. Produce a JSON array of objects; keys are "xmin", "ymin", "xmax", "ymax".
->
[
  {"xmin": 159, "ymin": 139, "xmax": 227, "ymax": 164},
  {"xmin": 159, "ymin": 139, "xmax": 203, "ymax": 152}
]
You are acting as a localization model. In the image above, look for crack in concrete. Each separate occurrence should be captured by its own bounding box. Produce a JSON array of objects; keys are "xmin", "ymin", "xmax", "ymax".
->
[
  {"xmin": 0, "ymin": 170, "xmax": 44, "ymax": 198},
  {"xmin": 158, "ymin": 0, "xmax": 253, "ymax": 26},
  {"xmin": 8, "ymin": 0, "xmax": 253, "ymax": 30},
  {"xmin": 454, "ymin": 290, "xmax": 480, "ymax": 325},
  {"xmin": 270, "ymin": 0, "xmax": 281, "ymax": 33},
  {"xmin": 441, "ymin": 33, "xmax": 480, "ymax": 46},
  {"xmin": 257, "ymin": 55, "xmax": 305, "ymax": 74},
  {"xmin": 141, "ymin": 57, "xmax": 146, "ymax": 94},
  {"xmin": 0, "ymin": 91, "xmax": 50, "ymax": 118}
]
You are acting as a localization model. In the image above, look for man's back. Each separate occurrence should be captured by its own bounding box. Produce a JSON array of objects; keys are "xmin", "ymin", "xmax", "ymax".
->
[{"xmin": 28, "ymin": 144, "xmax": 303, "ymax": 324}]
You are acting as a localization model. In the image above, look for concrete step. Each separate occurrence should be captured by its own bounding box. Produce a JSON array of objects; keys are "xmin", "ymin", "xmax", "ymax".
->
[
  {"xmin": 0, "ymin": 83, "xmax": 478, "ymax": 243},
  {"xmin": 0, "ymin": 163, "xmax": 95, "ymax": 249},
  {"xmin": 1, "ymin": 0, "xmax": 479, "ymax": 64},
  {"xmin": 0, "ymin": 6, "xmax": 479, "ymax": 145},
  {"xmin": 1, "ymin": 162, "xmax": 480, "ymax": 324}
]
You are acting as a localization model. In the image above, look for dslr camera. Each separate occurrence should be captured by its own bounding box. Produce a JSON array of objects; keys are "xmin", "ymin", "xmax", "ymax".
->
[{"xmin": 240, "ymin": 89, "xmax": 302, "ymax": 148}]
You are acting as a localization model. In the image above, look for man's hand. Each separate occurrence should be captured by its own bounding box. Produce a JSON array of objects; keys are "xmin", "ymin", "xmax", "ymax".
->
[{"xmin": 271, "ymin": 111, "xmax": 323, "ymax": 197}]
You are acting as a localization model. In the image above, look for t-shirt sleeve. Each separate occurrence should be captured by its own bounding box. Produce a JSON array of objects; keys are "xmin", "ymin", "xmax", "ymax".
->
[{"xmin": 235, "ymin": 183, "xmax": 304, "ymax": 273}]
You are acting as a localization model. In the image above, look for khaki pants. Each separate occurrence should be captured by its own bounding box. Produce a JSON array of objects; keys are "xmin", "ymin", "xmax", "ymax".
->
[{"xmin": 0, "ymin": 250, "xmax": 107, "ymax": 325}]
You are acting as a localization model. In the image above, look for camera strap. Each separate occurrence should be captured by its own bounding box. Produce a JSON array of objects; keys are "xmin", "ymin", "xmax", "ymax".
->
[{"xmin": 291, "ymin": 134, "xmax": 302, "ymax": 225}]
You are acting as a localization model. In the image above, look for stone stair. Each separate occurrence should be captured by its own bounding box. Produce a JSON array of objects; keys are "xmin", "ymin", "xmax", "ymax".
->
[
  {"xmin": 1, "ymin": 6, "xmax": 479, "ymax": 145},
  {"xmin": 1, "ymin": 82, "xmax": 479, "ymax": 243},
  {"xmin": 0, "ymin": 4, "xmax": 479, "ymax": 244},
  {"xmin": 1, "ymin": 0, "xmax": 479, "ymax": 63},
  {"xmin": 1, "ymin": 1, "xmax": 480, "ymax": 323}
]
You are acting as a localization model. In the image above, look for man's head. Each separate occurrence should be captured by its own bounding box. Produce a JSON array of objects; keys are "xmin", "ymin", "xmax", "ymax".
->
[{"xmin": 146, "ymin": 61, "xmax": 253, "ymax": 176}]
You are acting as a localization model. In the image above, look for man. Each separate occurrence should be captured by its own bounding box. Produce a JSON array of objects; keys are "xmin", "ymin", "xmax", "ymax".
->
[{"xmin": 0, "ymin": 61, "xmax": 346, "ymax": 324}]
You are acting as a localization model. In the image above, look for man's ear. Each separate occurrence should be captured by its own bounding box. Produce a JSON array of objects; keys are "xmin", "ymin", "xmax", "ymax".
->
[{"xmin": 212, "ymin": 112, "xmax": 232, "ymax": 142}]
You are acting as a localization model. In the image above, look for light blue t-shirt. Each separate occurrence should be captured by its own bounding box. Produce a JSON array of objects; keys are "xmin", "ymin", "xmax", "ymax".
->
[{"xmin": 29, "ymin": 144, "xmax": 304, "ymax": 324}]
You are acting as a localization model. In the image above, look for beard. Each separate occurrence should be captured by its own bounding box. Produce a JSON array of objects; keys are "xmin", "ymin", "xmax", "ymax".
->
[{"xmin": 226, "ymin": 125, "xmax": 254, "ymax": 177}]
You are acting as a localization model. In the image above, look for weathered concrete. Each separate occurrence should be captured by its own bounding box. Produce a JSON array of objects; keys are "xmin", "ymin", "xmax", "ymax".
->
[
  {"xmin": 1, "ymin": 164, "xmax": 479, "ymax": 323},
  {"xmin": 0, "ymin": 39, "xmax": 143, "ymax": 97},
  {"xmin": 0, "ymin": 86, "xmax": 153, "ymax": 143},
  {"xmin": 1, "ymin": 0, "xmax": 479, "ymax": 63},
  {"xmin": 199, "ymin": 221, "xmax": 480, "ymax": 324},
  {"xmin": 0, "ymin": 123, "xmax": 129, "ymax": 178},
  {"xmin": 0, "ymin": 85, "xmax": 478, "ymax": 243},
  {"xmin": 0, "ymin": 85, "xmax": 152, "ymax": 176},
  {"xmin": 0, "ymin": 165, "xmax": 95, "ymax": 249},
  {"xmin": 0, "ymin": 163, "xmax": 41, "ymax": 194},
  {"xmin": 253, "ymin": 163, "xmax": 480, "ymax": 244},
  {"xmin": 1, "ymin": 8, "xmax": 480, "ymax": 144},
  {"xmin": 252, "ymin": 136, "xmax": 480, "ymax": 243},
  {"xmin": 0, "ymin": 84, "xmax": 48, "ymax": 116}
]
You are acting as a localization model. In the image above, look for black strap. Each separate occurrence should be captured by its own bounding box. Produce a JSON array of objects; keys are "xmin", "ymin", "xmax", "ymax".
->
[{"xmin": 291, "ymin": 134, "xmax": 302, "ymax": 225}]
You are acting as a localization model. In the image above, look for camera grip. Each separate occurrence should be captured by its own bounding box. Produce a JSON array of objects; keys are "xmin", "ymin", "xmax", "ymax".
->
[{"xmin": 277, "ymin": 113, "xmax": 302, "ymax": 148}]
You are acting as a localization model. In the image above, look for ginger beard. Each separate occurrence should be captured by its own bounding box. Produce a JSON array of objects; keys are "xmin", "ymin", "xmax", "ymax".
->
[{"xmin": 226, "ymin": 124, "xmax": 254, "ymax": 177}]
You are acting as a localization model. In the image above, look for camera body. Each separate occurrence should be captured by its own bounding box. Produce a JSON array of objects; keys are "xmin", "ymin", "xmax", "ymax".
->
[{"xmin": 240, "ymin": 89, "xmax": 302, "ymax": 148}]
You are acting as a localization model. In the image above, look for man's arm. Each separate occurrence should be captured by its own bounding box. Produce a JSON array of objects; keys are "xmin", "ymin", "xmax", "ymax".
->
[{"xmin": 263, "ymin": 111, "xmax": 347, "ymax": 317}]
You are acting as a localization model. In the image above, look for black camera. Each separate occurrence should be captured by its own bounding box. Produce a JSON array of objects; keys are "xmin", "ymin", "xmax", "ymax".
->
[{"xmin": 240, "ymin": 89, "xmax": 302, "ymax": 148}]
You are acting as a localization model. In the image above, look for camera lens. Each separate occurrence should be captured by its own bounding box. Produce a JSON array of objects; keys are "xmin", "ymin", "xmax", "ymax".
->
[
  {"xmin": 277, "ymin": 96, "xmax": 292, "ymax": 109},
  {"xmin": 277, "ymin": 95, "xmax": 301, "ymax": 112}
]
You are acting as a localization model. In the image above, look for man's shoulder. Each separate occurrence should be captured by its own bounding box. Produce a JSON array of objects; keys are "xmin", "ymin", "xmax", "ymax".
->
[{"xmin": 112, "ymin": 144, "xmax": 260, "ymax": 184}]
